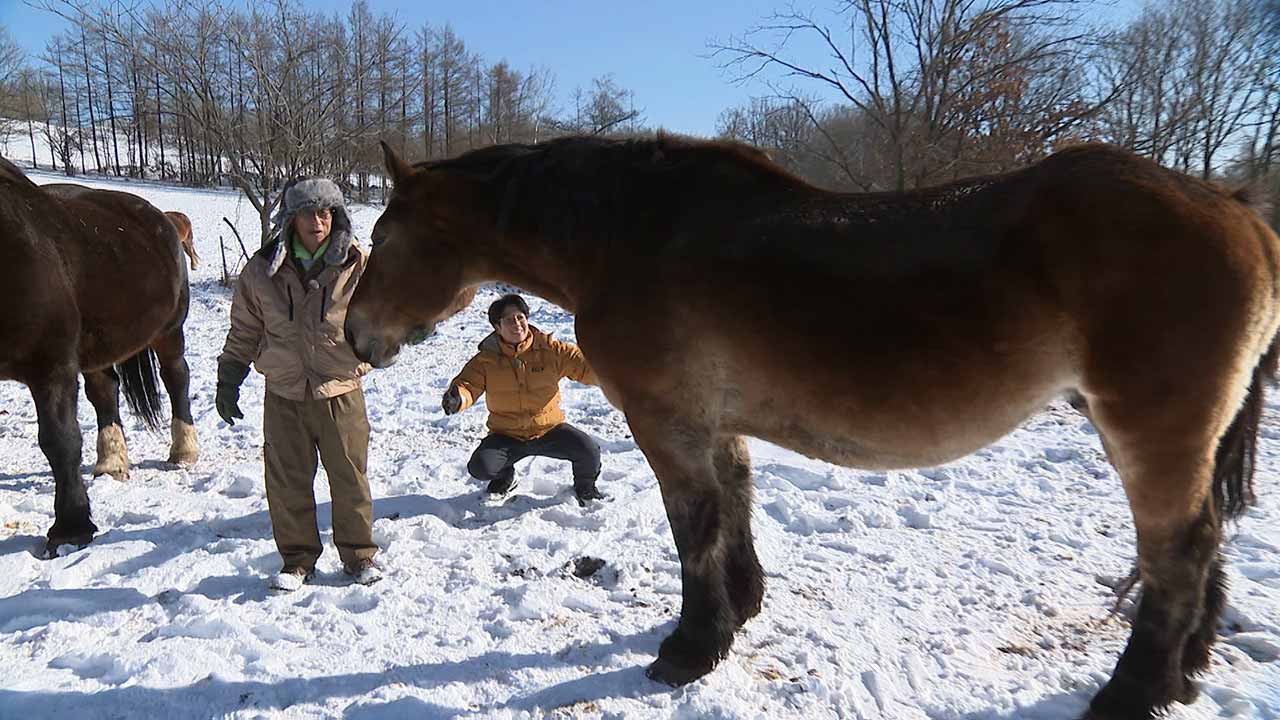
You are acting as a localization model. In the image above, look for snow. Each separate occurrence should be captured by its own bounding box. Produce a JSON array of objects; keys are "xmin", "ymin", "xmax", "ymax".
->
[{"xmin": 1, "ymin": 145, "xmax": 1278, "ymax": 718}]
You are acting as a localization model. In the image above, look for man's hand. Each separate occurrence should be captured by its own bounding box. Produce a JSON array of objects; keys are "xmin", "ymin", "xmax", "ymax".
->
[
  {"xmin": 216, "ymin": 360, "xmax": 250, "ymax": 426},
  {"xmin": 215, "ymin": 384, "xmax": 245, "ymax": 425},
  {"xmin": 442, "ymin": 386, "xmax": 463, "ymax": 415}
]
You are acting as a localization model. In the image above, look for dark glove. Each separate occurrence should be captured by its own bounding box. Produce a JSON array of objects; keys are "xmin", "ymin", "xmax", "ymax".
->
[
  {"xmin": 216, "ymin": 360, "xmax": 250, "ymax": 426},
  {"xmin": 442, "ymin": 386, "xmax": 463, "ymax": 415}
]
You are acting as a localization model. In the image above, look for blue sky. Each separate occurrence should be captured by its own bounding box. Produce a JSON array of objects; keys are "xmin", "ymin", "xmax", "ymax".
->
[{"xmin": 1, "ymin": 0, "xmax": 1142, "ymax": 137}]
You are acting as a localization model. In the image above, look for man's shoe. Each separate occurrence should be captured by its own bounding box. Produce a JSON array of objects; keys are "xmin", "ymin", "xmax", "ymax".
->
[
  {"xmin": 574, "ymin": 480, "xmax": 607, "ymax": 507},
  {"xmin": 344, "ymin": 558, "xmax": 383, "ymax": 586},
  {"xmin": 485, "ymin": 473, "xmax": 518, "ymax": 497},
  {"xmin": 270, "ymin": 566, "xmax": 314, "ymax": 592}
]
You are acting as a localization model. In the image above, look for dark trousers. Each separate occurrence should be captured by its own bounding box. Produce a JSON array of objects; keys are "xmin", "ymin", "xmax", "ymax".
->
[{"xmin": 467, "ymin": 423, "xmax": 601, "ymax": 488}]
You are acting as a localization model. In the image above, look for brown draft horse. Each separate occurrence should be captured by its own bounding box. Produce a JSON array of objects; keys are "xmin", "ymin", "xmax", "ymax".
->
[
  {"xmin": 164, "ymin": 210, "xmax": 200, "ymax": 271},
  {"xmin": 0, "ymin": 157, "xmax": 200, "ymax": 554},
  {"xmin": 346, "ymin": 137, "xmax": 1280, "ymax": 719}
]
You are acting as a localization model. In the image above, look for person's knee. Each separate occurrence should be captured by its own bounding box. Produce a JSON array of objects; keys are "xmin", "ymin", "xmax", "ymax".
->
[
  {"xmin": 570, "ymin": 432, "xmax": 601, "ymax": 477},
  {"xmin": 468, "ymin": 450, "xmax": 506, "ymax": 481}
]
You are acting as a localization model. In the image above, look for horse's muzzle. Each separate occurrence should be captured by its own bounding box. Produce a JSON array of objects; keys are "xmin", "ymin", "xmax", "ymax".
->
[
  {"xmin": 405, "ymin": 322, "xmax": 437, "ymax": 346},
  {"xmin": 354, "ymin": 335, "xmax": 399, "ymax": 368}
]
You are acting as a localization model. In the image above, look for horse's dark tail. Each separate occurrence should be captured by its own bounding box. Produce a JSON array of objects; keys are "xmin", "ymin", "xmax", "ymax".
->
[
  {"xmin": 117, "ymin": 347, "xmax": 166, "ymax": 431},
  {"xmin": 1213, "ymin": 333, "xmax": 1280, "ymax": 523}
]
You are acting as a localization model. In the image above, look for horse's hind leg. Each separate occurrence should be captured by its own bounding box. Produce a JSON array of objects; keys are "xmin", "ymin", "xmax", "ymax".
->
[
  {"xmin": 1176, "ymin": 555, "xmax": 1226, "ymax": 704},
  {"xmin": 715, "ymin": 435, "xmax": 764, "ymax": 626},
  {"xmin": 31, "ymin": 366, "xmax": 97, "ymax": 553},
  {"xmin": 1085, "ymin": 402, "xmax": 1224, "ymax": 719},
  {"xmin": 152, "ymin": 324, "xmax": 199, "ymax": 465},
  {"xmin": 628, "ymin": 410, "xmax": 736, "ymax": 686},
  {"xmin": 83, "ymin": 368, "xmax": 129, "ymax": 481}
]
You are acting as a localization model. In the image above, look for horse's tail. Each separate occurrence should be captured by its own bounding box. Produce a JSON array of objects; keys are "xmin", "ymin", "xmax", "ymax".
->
[
  {"xmin": 1212, "ymin": 333, "xmax": 1280, "ymax": 523},
  {"xmin": 117, "ymin": 347, "xmax": 166, "ymax": 431}
]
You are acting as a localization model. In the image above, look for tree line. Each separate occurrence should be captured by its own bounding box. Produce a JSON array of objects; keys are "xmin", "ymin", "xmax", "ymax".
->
[
  {"xmin": 0, "ymin": 0, "xmax": 642, "ymax": 243},
  {"xmin": 0, "ymin": 0, "xmax": 1276, "ymax": 243},
  {"xmin": 713, "ymin": 0, "xmax": 1280, "ymax": 222}
]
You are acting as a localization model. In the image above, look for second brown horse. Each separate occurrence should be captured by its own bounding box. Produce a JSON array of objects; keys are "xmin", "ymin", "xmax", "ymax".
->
[{"xmin": 165, "ymin": 210, "xmax": 200, "ymax": 271}]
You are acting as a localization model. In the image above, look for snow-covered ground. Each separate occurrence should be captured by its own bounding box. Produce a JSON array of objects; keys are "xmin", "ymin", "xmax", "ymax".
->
[{"xmin": 1, "ymin": 158, "xmax": 1278, "ymax": 719}]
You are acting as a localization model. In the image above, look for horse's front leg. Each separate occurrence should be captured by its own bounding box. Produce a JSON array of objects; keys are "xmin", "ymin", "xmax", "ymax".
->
[
  {"xmin": 32, "ymin": 366, "xmax": 96, "ymax": 554},
  {"xmin": 628, "ymin": 410, "xmax": 737, "ymax": 686},
  {"xmin": 83, "ymin": 368, "xmax": 129, "ymax": 481}
]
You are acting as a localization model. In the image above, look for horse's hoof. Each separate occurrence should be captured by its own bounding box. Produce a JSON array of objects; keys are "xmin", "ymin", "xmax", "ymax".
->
[
  {"xmin": 92, "ymin": 463, "xmax": 128, "ymax": 481},
  {"xmin": 1175, "ymin": 678, "xmax": 1201, "ymax": 705},
  {"xmin": 44, "ymin": 531, "xmax": 95, "ymax": 558},
  {"xmin": 169, "ymin": 422, "xmax": 200, "ymax": 466},
  {"xmin": 1085, "ymin": 684, "xmax": 1163, "ymax": 720},
  {"xmin": 645, "ymin": 655, "xmax": 716, "ymax": 687},
  {"xmin": 94, "ymin": 425, "xmax": 129, "ymax": 480},
  {"xmin": 166, "ymin": 451, "xmax": 199, "ymax": 466}
]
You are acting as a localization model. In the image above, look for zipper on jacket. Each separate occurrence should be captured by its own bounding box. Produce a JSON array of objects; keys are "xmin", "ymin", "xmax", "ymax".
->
[
  {"xmin": 287, "ymin": 285, "xmax": 294, "ymax": 321},
  {"xmin": 320, "ymin": 288, "xmax": 327, "ymax": 323}
]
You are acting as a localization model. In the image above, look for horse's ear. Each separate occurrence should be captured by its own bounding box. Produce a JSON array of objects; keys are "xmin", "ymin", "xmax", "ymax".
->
[{"xmin": 381, "ymin": 140, "xmax": 414, "ymax": 187}]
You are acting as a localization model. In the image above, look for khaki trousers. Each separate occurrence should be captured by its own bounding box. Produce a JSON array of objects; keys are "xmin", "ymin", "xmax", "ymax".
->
[{"xmin": 263, "ymin": 387, "xmax": 375, "ymax": 570}]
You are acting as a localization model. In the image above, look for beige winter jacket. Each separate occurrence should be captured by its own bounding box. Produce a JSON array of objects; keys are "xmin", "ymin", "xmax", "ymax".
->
[{"xmin": 219, "ymin": 235, "xmax": 371, "ymax": 401}]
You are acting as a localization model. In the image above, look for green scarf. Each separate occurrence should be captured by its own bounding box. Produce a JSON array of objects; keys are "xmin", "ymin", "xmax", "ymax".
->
[{"xmin": 291, "ymin": 232, "xmax": 330, "ymax": 271}]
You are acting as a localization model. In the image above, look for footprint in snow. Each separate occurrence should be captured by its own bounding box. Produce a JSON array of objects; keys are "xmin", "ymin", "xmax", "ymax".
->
[{"xmin": 338, "ymin": 591, "xmax": 379, "ymax": 614}]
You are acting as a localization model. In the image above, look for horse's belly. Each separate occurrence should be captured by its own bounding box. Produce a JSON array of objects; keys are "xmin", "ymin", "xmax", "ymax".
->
[
  {"xmin": 728, "ymin": 368, "xmax": 1074, "ymax": 471},
  {"xmin": 739, "ymin": 403, "xmax": 1043, "ymax": 470},
  {"xmin": 78, "ymin": 298, "xmax": 177, "ymax": 371}
]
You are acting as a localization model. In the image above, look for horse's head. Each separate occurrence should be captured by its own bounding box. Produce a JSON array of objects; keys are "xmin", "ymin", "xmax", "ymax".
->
[{"xmin": 346, "ymin": 142, "xmax": 482, "ymax": 368}]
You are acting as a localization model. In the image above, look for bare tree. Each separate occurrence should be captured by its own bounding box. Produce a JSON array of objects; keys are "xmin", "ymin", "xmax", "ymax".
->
[
  {"xmin": 712, "ymin": 0, "xmax": 1099, "ymax": 190},
  {"xmin": 1092, "ymin": 6, "xmax": 1195, "ymax": 159},
  {"xmin": 1094, "ymin": 0, "xmax": 1267, "ymax": 179},
  {"xmin": 562, "ymin": 74, "xmax": 642, "ymax": 135},
  {"xmin": 0, "ymin": 25, "xmax": 29, "ymax": 147}
]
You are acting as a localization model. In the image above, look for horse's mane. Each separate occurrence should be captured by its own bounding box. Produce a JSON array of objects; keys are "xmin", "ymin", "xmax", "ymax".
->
[
  {"xmin": 416, "ymin": 134, "xmax": 804, "ymax": 189},
  {"xmin": 410, "ymin": 135, "xmax": 811, "ymax": 257}
]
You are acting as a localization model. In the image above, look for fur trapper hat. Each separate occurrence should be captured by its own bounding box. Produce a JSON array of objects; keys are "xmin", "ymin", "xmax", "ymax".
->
[{"xmin": 266, "ymin": 177, "xmax": 354, "ymax": 275}]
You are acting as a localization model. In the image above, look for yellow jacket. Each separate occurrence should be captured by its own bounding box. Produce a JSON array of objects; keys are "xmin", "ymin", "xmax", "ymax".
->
[{"xmin": 449, "ymin": 326, "xmax": 598, "ymax": 440}]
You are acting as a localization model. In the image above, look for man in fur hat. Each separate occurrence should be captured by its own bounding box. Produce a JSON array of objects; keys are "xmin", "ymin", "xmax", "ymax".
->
[{"xmin": 216, "ymin": 178, "xmax": 381, "ymax": 591}]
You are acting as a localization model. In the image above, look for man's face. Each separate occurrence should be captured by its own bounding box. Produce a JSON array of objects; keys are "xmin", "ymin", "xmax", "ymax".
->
[
  {"xmin": 497, "ymin": 306, "xmax": 529, "ymax": 345},
  {"xmin": 293, "ymin": 207, "xmax": 333, "ymax": 249}
]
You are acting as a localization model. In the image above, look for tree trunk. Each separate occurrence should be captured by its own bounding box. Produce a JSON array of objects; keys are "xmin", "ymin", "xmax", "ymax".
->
[
  {"xmin": 156, "ymin": 69, "xmax": 166, "ymax": 180},
  {"xmin": 103, "ymin": 34, "xmax": 121, "ymax": 176},
  {"xmin": 80, "ymin": 27, "xmax": 101, "ymax": 172}
]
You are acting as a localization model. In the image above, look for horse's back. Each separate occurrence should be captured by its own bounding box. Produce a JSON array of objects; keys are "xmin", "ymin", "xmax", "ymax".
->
[
  {"xmin": 0, "ymin": 156, "xmax": 36, "ymax": 188},
  {"xmin": 36, "ymin": 183, "xmax": 186, "ymax": 369},
  {"xmin": 584, "ymin": 144, "xmax": 1280, "ymax": 470}
]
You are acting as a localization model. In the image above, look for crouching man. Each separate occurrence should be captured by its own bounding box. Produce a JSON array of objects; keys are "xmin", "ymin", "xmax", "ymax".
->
[{"xmin": 443, "ymin": 294, "xmax": 606, "ymax": 506}]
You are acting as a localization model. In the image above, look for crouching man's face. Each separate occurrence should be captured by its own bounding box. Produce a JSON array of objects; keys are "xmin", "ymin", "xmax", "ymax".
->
[{"xmin": 496, "ymin": 306, "xmax": 529, "ymax": 346}]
